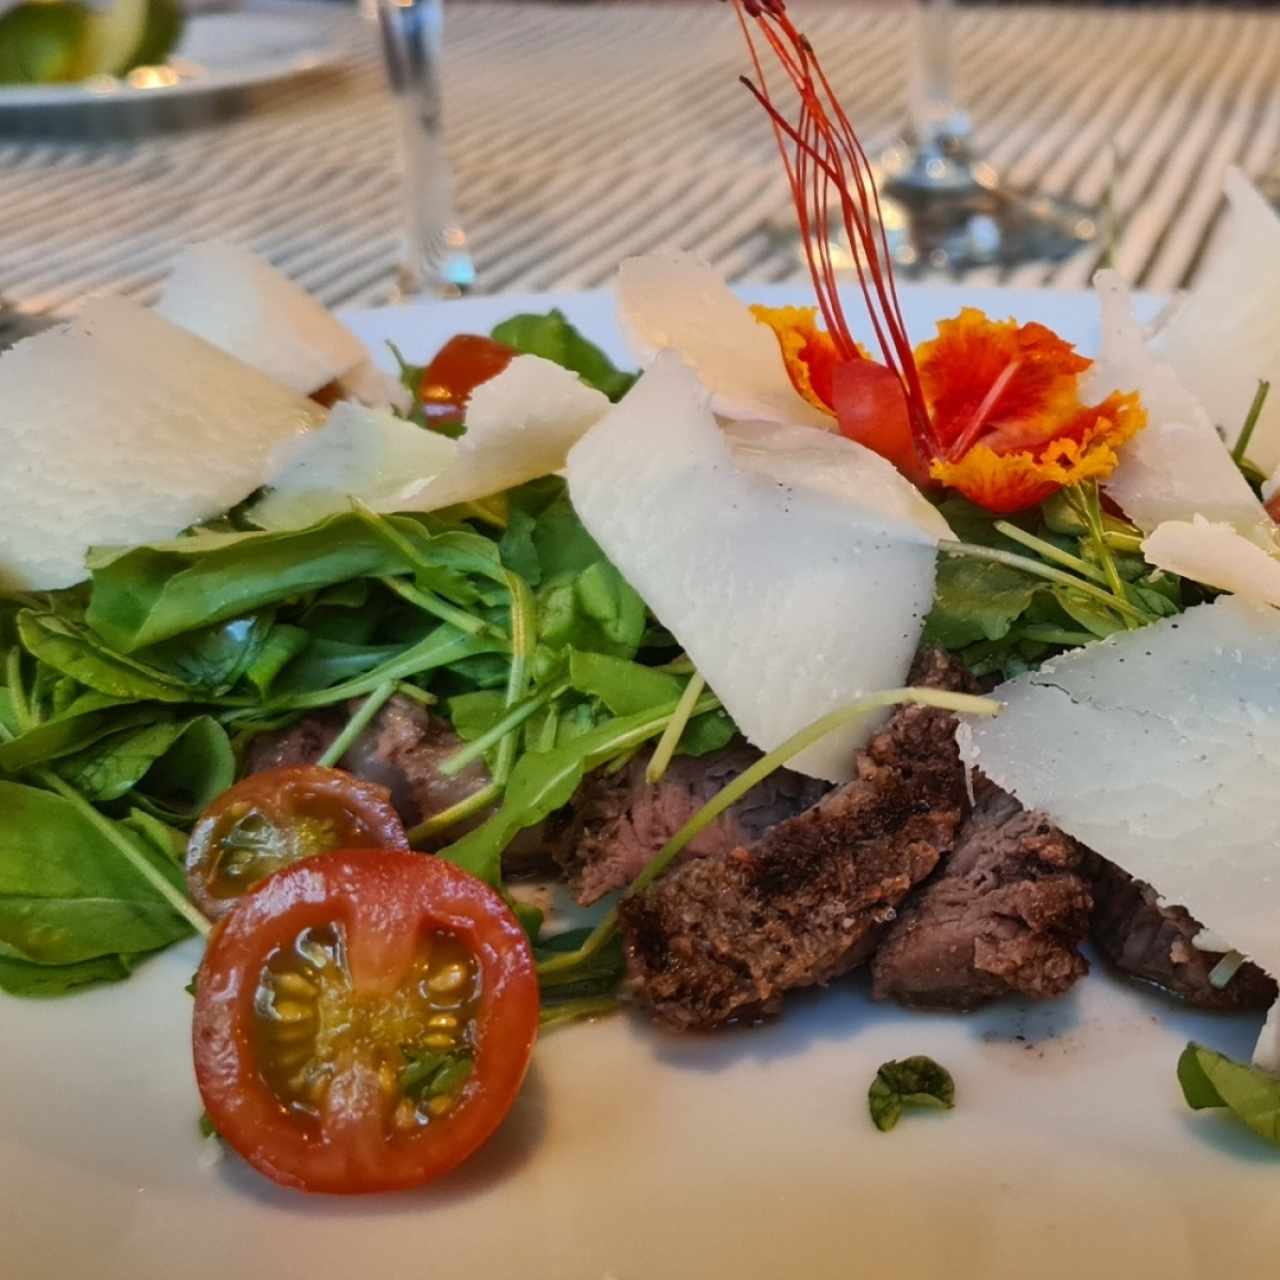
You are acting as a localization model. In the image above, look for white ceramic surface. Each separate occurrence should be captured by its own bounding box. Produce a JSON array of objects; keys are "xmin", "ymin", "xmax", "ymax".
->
[
  {"xmin": 0, "ymin": 6, "xmax": 347, "ymax": 106},
  {"xmin": 2, "ymin": 284, "xmax": 1275, "ymax": 1280}
]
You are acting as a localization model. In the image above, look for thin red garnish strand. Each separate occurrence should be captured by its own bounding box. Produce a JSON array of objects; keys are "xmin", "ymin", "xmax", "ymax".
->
[
  {"xmin": 946, "ymin": 359, "xmax": 1023, "ymax": 462},
  {"xmin": 731, "ymin": 0, "xmax": 937, "ymax": 465}
]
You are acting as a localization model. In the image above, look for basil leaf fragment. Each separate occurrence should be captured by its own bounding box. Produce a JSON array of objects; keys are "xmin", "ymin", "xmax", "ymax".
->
[
  {"xmin": 1177, "ymin": 1042, "xmax": 1280, "ymax": 1149},
  {"xmin": 868, "ymin": 1056, "xmax": 956, "ymax": 1132}
]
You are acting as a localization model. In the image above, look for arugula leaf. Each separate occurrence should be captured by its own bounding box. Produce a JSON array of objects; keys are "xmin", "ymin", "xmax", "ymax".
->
[
  {"xmin": 568, "ymin": 649, "xmax": 684, "ymax": 715},
  {"xmin": 566, "ymin": 650, "xmax": 734, "ymax": 756},
  {"xmin": 447, "ymin": 689, "xmax": 508, "ymax": 743},
  {"xmin": 84, "ymin": 515, "xmax": 485, "ymax": 652},
  {"xmin": 537, "ymin": 561, "xmax": 646, "ymax": 660},
  {"xmin": 55, "ymin": 718, "xmax": 202, "ymax": 802},
  {"xmin": 0, "ymin": 950, "xmax": 155, "ymax": 997},
  {"xmin": 868, "ymin": 1056, "xmax": 956, "ymax": 1132},
  {"xmin": 0, "ymin": 693, "xmax": 157, "ymax": 773},
  {"xmin": 18, "ymin": 611, "xmax": 193, "ymax": 703},
  {"xmin": 536, "ymin": 925, "xmax": 626, "ymax": 1000},
  {"xmin": 923, "ymin": 556, "xmax": 1040, "ymax": 650},
  {"xmin": 270, "ymin": 626, "xmax": 496, "ymax": 713},
  {"xmin": 140, "ymin": 613, "xmax": 272, "ymax": 693},
  {"xmin": 271, "ymin": 638, "xmax": 404, "ymax": 698},
  {"xmin": 440, "ymin": 696, "xmax": 688, "ymax": 883},
  {"xmin": 490, "ymin": 310, "xmax": 637, "ymax": 402},
  {"xmin": 130, "ymin": 717, "xmax": 235, "ymax": 820},
  {"xmin": 0, "ymin": 780, "xmax": 192, "ymax": 972},
  {"xmin": 1178, "ymin": 1042, "xmax": 1280, "ymax": 1148},
  {"xmin": 244, "ymin": 623, "xmax": 311, "ymax": 698}
]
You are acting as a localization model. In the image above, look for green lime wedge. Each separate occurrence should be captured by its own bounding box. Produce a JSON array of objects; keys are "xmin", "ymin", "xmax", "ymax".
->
[
  {"xmin": 128, "ymin": 0, "xmax": 184, "ymax": 70},
  {"xmin": 77, "ymin": 0, "xmax": 186, "ymax": 78},
  {"xmin": 0, "ymin": 2, "xmax": 91, "ymax": 85},
  {"xmin": 77, "ymin": 0, "xmax": 148, "ymax": 77}
]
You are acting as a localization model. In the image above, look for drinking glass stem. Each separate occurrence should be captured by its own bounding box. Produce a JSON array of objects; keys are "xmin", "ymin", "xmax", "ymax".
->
[
  {"xmin": 378, "ymin": 0, "xmax": 474, "ymax": 298},
  {"xmin": 910, "ymin": 0, "xmax": 968, "ymax": 150}
]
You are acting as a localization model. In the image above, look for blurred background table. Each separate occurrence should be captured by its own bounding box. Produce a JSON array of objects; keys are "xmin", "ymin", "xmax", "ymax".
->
[{"xmin": 3, "ymin": 1, "xmax": 1279, "ymax": 313}]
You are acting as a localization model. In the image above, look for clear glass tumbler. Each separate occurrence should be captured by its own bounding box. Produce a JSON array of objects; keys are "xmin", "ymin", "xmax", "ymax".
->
[{"xmin": 376, "ymin": 0, "xmax": 475, "ymax": 298}]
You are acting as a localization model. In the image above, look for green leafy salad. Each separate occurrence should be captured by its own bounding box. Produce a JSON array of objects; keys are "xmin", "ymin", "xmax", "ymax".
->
[
  {"xmin": 2, "ymin": 294, "xmax": 1278, "ymax": 1179},
  {"xmin": 0, "ymin": 313, "xmax": 733, "ymax": 1019}
]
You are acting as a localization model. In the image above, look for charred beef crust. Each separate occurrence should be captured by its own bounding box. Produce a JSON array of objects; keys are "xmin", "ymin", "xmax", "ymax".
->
[
  {"xmin": 1088, "ymin": 856, "xmax": 1277, "ymax": 1011},
  {"xmin": 871, "ymin": 785, "xmax": 1092, "ymax": 1010},
  {"xmin": 551, "ymin": 741, "xmax": 830, "ymax": 906},
  {"xmin": 619, "ymin": 651, "xmax": 975, "ymax": 1030}
]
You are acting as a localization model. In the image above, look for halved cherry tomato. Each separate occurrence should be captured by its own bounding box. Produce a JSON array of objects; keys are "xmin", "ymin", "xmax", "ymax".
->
[
  {"xmin": 192, "ymin": 849, "xmax": 538, "ymax": 1194},
  {"xmin": 418, "ymin": 333, "xmax": 514, "ymax": 433},
  {"xmin": 185, "ymin": 766, "xmax": 408, "ymax": 921}
]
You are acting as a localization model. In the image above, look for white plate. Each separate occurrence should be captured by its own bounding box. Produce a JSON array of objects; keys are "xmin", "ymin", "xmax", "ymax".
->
[
  {"xmin": 0, "ymin": 5, "xmax": 348, "ymax": 107},
  {"xmin": 2, "ymin": 284, "xmax": 1274, "ymax": 1280}
]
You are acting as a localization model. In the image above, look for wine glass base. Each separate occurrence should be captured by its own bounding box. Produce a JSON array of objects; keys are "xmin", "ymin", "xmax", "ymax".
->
[
  {"xmin": 393, "ymin": 240, "xmax": 476, "ymax": 303},
  {"xmin": 876, "ymin": 137, "xmax": 1098, "ymax": 274}
]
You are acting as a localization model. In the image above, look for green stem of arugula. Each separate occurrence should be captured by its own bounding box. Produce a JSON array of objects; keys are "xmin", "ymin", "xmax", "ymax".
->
[
  {"xmin": 353, "ymin": 501, "xmax": 506, "ymax": 641},
  {"xmin": 394, "ymin": 681, "xmax": 437, "ymax": 708},
  {"xmin": 992, "ymin": 521, "xmax": 1108, "ymax": 585},
  {"xmin": 439, "ymin": 681, "xmax": 570, "ymax": 779},
  {"xmin": 5, "ymin": 648, "xmax": 33, "ymax": 732},
  {"xmin": 1018, "ymin": 624, "xmax": 1100, "ymax": 647},
  {"xmin": 409, "ymin": 781, "xmax": 504, "ymax": 846},
  {"xmin": 378, "ymin": 575, "xmax": 490, "ymax": 639},
  {"xmin": 536, "ymin": 685, "xmax": 1000, "ymax": 979},
  {"xmin": 493, "ymin": 571, "xmax": 536, "ymax": 786},
  {"xmin": 1232, "ymin": 380, "xmax": 1271, "ymax": 465},
  {"xmin": 604, "ymin": 744, "xmax": 641, "ymax": 776},
  {"xmin": 316, "ymin": 681, "xmax": 396, "ymax": 769},
  {"xmin": 939, "ymin": 540, "xmax": 1147, "ymax": 623},
  {"xmin": 645, "ymin": 671, "xmax": 705, "ymax": 785},
  {"xmin": 1101, "ymin": 530, "xmax": 1144, "ymax": 554},
  {"xmin": 539, "ymin": 996, "xmax": 619, "ymax": 1029},
  {"xmin": 35, "ymin": 769, "xmax": 211, "ymax": 938},
  {"xmin": 536, "ymin": 704, "xmax": 560, "ymax": 753},
  {"xmin": 1076, "ymin": 482, "xmax": 1135, "ymax": 629}
]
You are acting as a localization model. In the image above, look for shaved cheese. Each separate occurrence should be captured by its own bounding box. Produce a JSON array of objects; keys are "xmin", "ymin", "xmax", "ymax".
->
[
  {"xmin": 615, "ymin": 252, "xmax": 834, "ymax": 431},
  {"xmin": 250, "ymin": 355, "xmax": 608, "ymax": 526},
  {"xmin": 402, "ymin": 354, "xmax": 609, "ymax": 512},
  {"xmin": 1142, "ymin": 516, "xmax": 1280, "ymax": 606},
  {"xmin": 250, "ymin": 402, "xmax": 457, "ymax": 530},
  {"xmin": 567, "ymin": 353, "xmax": 948, "ymax": 782},
  {"xmin": 1255, "ymin": 1000, "xmax": 1280, "ymax": 1073},
  {"xmin": 959, "ymin": 596, "xmax": 1280, "ymax": 984},
  {"xmin": 1154, "ymin": 169, "xmax": 1280, "ymax": 472},
  {"xmin": 156, "ymin": 241, "xmax": 370, "ymax": 397},
  {"xmin": 0, "ymin": 297, "xmax": 319, "ymax": 592},
  {"xmin": 1090, "ymin": 270, "xmax": 1268, "ymax": 538}
]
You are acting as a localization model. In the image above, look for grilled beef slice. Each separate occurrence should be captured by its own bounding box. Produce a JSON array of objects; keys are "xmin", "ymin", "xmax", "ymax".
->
[
  {"xmin": 1089, "ymin": 856, "xmax": 1277, "ymax": 1011},
  {"xmin": 619, "ymin": 650, "xmax": 975, "ymax": 1030},
  {"xmin": 871, "ymin": 785, "xmax": 1092, "ymax": 1010},
  {"xmin": 553, "ymin": 741, "xmax": 830, "ymax": 905},
  {"xmin": 244, "ymin": 694, "xmax": 491, "ymax": 833}
]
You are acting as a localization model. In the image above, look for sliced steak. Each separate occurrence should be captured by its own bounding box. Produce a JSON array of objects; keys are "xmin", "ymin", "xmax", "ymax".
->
[
  {"xmin": 553, "ymin": 741, "xmax": 830, "ymax": 905},
  {"xmin": 871, "ymin": 785, "xmax": 1092, "ymax": 1010},
  {"xmin": 243, "ymin": 694, "xmax": 491, "ymax": 834},
  {"xmin": 619, "ymin": 650, "xmax": 975, "ymax": 1030},
  {"xmin": 1089, "ymin": 857, "xmax": 1277, "ymax": 1011}
]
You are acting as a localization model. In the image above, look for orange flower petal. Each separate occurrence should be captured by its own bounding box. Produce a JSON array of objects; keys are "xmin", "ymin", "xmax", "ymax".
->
[
  {"xmin": 750, "ymin": 304, "xmax": 841, "ymax": 415},
  {"xmin": 929, "ymin": 391, "xmax": 1146, "ymax": 514},
  {"xmin": 915, "ymin": 308, "xmax": 1092, "ymax": 454}
]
